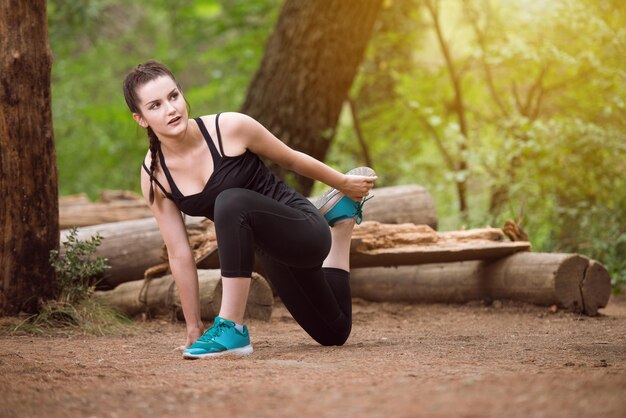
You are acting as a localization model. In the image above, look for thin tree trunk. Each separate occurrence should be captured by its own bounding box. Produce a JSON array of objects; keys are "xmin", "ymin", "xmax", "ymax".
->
[
  {"xmin": 347, "ymin": 97, "xmax": 374, "ymax": 169},
  {"xmin": 241, "ymin": 0, "xmax": 383, "ymax": 195},
  {"xmin": 0, "ymin": 1, "xmax": 59, "ymax": 314},
  {"xmin": 424, "ymin": 0, "xmax": 469, "ymax": 222}
]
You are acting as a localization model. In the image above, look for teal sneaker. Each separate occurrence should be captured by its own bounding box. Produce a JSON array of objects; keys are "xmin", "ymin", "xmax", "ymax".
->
[
  {"xmin": 315, "ymin": 167, "xmax": 376, "ymax": 227},
  {"xmin": 183, "ymin": 317, "xmax": 253, "ymax": 359}
]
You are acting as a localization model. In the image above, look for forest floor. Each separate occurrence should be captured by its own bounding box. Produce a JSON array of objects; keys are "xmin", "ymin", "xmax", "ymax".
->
[{"xmin": 1, "ymin": 295, "xmax": 625, "ymax": 418}]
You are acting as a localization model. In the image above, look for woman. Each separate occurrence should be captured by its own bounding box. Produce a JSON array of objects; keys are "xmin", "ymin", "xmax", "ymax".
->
[{"xmin": 123, "ymin": 61, "xmax": 376, "ymax": 359}]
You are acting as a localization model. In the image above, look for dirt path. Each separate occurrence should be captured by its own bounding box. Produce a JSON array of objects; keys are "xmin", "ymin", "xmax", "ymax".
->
[{"xmin": 1, "ymin": 295, "xmax": 625, "ymax": 418}]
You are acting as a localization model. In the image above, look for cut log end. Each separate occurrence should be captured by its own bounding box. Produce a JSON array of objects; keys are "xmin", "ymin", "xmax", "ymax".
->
[
  {"xmin": 581, "ymin": 260, "xmax": 612, "ymax": 316},
  {"xmin": 554, "ymin": 254, "xmax": 589, "ymax": 313}
]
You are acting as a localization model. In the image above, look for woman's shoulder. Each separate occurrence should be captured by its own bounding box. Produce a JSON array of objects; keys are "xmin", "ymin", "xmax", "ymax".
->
[
  {"xmin": 198, "ymin": 112, "xmax": 258, "ymax": 126},
  {"xmin": 197, "ymin": 112, "xmax": 261, "ymax": 140}
]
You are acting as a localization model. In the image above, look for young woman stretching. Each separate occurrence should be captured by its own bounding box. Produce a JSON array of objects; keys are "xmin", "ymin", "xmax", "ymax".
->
[{"xmin": 123, "ymin": 61, "xmax": 376, "ymax": 359}]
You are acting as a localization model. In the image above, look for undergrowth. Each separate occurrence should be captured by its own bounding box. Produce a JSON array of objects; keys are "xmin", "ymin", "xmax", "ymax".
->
[{"xmin": 5, "ymin": 227, "xmax": 135, "ymax": 337}]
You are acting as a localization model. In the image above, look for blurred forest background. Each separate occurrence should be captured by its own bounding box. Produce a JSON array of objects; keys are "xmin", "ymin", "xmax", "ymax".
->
[{"xmin": 48, "ymin": 0, "xmax": 625, "ymax": 287}]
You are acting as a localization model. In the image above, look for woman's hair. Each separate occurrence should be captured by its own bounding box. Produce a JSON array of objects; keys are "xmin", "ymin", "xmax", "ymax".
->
[{"xmin": 122, "ymin": 60, "xmax": 182, "ymax": 205}]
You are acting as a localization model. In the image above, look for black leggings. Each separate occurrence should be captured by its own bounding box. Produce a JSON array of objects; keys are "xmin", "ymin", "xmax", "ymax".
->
[{"xmin": 213, "ymin": 188, "xmax": 352, "ymax": 346}]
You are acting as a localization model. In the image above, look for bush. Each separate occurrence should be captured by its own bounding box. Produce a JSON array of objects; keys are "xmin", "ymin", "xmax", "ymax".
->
[
  {"xmin": 5, "ymin": 228, "xmax": 133, "ymax": 336},
  {"xmin": 49, "ymin": 227, "xmax": 110, "ymax": 304}
]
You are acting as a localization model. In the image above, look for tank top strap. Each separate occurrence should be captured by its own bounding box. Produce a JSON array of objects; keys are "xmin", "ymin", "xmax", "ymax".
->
[
  {"xmin": 214, "ymin": 112, "xmax": 226, "ymax": 157},
  {"xmin": 155, "ymin": 143, "xmax": 184, "ymax": 197},
  {"xmin": 141, "ymin": 161, "xmax": 174, "ymax": 200},
  {"xmin": 195, "ymin": 117, "xmax": 222, "ymax": 161}
]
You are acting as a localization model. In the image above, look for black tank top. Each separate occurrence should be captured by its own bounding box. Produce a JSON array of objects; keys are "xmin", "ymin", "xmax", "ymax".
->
[{"xmin": 141, "ymin": 114, "xmax": 308, "ymax": 220}]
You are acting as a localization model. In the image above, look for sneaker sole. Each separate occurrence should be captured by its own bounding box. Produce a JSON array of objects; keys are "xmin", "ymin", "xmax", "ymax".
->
[
  {"xmin": 182, "ymin": 344, "xmax": 254, "ymax": 359},
  {"xmin": 314, "ymin": 167, "xmax": 376, "ymax": 215}
]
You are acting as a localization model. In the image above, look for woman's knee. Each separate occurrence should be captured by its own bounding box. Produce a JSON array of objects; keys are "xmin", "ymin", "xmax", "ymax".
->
[
  {"xmin": 316, "ymin": 322, "xmax": 352, "ymax": 347},
  {"xmin": 214, "ymin": 188, "xmax": 253, "ymax": 223}
]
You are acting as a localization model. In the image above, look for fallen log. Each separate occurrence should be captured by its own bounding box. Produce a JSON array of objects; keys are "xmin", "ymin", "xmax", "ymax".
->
[
  {"xmin": 183, "ymin": 222, "xmax": 531, "ymax": 274},
  {"xmin": 351, "ymin": 252, "xmax": 612, "ymax": 315},
  {"xmin": 349, "ymin": 222, "xmax": 531, "ymax": 267},
  {"xmin": 61, "ymin": 184, "xmax": 437, "ymax": 229},
  {"xmin": 482, "ymin": 252, "xmax": 586, "ymax": 311},
  {"xmin": 317, "ymin": 185, "xmax": 438, "ymax": 229},
  {"xmin": 84, "ymin": 219, "xmax": 529, "ymax": 288},
  {"xmin": 60, "ymin": 190, "xmax": 152, "ymax": 229},
  {"xmin": 66, "ymin": 185, "xmax": 437, "ymax": 287},
  {"xmin": 580, "ymin": 259, "xmax": 612, "ymax": 316},
  {"xmin": 94, "ymin": 269, "xmax": 273, "ymax": 321},
  {"xmin": 62, "ymin": 217, "xmax": 205, "ymax": 289},
  {"xmin": 351, "ymin": 261, "xmax": 487, "ymax": 304}
]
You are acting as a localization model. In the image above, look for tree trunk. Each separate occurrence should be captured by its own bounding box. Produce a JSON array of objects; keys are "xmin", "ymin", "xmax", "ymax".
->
[
  {"xmin": 240, "ymin": 0, "xmax": 384, "ymax": 195},
  {"xmin": 0, "ymin": 1, "xmax": 58, "ymax": 314}
]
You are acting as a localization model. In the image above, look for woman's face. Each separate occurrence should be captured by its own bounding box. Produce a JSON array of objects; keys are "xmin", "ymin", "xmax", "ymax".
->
[{"xmin": 132, "ymin": 75, "xmax": 188, "ymax": 138}]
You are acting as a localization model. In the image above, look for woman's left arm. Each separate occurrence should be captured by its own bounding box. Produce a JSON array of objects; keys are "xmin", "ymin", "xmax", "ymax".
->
[{"xmin": 224, "ymin": 112, "xmax": 376, "ymax": 200}]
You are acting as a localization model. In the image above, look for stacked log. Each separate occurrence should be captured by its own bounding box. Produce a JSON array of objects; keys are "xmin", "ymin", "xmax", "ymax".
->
[
  {"xmin": 60, "ymin": 185, "xmax": 438, "ymax": 229},
  {"xmin": 94, "ymin": 270, "xmax": 273, "ymax": 321},
  {"xmin": 351, "ymin": 252, "xmax": 611, "ymax": 315},
  {"xmin": 64, "ymin": 186, "xmax": 437, "ymax": 288},
  {"xmin": 64, "ymin": 185, "xmax": 612, "ymax": 318},
  {"xmin": 342, "ymin": 185, "xmax": 437, "ymax": 229},
  {"xmin": 60, "ymin": 190, "xmax": 153, "ymax": 229}
]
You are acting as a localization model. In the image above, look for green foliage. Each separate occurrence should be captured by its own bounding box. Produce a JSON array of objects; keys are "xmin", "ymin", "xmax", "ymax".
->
[
  {"xmin": 48, "ymin": 0, "xmax": 281, "ymax": 198},
  {"xmin": 49, "ymin": 0, "xmax": 625, "ymax": 288},
  {"xmin": 49, "ymin": 227, "xmax": 110, "ymax": 304},
  {"xmin": 4, "ymin": 229, "xmax": 131, "ymax": 336},
  {"xmin": 332, "ymin": 0, "xmax": 626, "ymax": 287}
]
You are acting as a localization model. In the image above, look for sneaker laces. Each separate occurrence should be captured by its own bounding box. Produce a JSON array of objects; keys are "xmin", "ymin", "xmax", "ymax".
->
[
  {"xmin": 197, "ymin": 320, "xmax": 228, "ymax": 343},
  {"xmin": 354, "ymin": 195, "xmax": 374, "ymax": 224}
]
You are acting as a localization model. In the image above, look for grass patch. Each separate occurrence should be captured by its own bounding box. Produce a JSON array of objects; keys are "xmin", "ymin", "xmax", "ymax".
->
[{"xmin": 3, "ymin": 298, "xmax": 135, "ymax": 337}]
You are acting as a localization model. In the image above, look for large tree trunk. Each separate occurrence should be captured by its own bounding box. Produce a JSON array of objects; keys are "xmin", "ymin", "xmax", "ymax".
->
[
  {"xmin": 0, "ymin": 1, "xmax": 58, "ymax": 314},
  {"xmin": 241, "ymin": 0, "xmax": 384, "ymax": 195}
]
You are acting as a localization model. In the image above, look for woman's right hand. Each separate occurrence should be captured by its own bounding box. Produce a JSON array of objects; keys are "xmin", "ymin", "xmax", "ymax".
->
[
  {"xmin": 340, "ymin": 173, "xmax": 377, "ymax": 201},
  {"xmin": 176, "ymin": 322, "xmax": 204, "ymax": 352}
]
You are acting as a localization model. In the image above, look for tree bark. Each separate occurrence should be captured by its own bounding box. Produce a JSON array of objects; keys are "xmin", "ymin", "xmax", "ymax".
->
[
  {"xmin": 240, "ymin": 0, "xmax": 384, "ymax": 195},
  {"xmin": 0, "ymin": 1, "xmax": 59, "ymax": 314}
]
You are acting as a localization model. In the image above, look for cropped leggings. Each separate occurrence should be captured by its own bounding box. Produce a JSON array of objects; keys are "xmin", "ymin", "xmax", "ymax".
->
[{"xmin": 213, "ymin": 188, "xmax": 352, "ymax": 346}]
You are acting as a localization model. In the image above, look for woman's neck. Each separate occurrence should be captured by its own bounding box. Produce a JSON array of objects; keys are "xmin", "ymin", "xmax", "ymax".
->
[{"xmin": 157, "ymin": 118, "xmax": 199, "ymax": 156}]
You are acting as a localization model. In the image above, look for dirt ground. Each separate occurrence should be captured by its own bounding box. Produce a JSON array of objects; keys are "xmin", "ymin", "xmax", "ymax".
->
[{"xmin": 1, "ymin": 295, "xmax": 625, "ymax": 418}]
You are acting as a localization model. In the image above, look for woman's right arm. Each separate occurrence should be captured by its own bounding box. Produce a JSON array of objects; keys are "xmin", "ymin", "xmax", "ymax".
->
[{"xmin": 140, "ymin": 167, "xmax": 204, "ymax": 349}]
